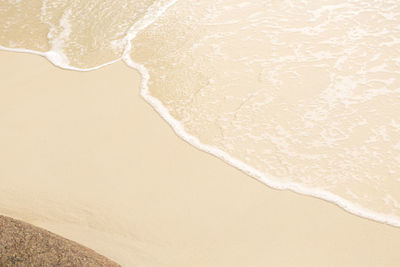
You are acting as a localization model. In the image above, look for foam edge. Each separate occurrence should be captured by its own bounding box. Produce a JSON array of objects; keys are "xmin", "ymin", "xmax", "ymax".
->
[
  {"xmin": 0, "ymin": 45, "xmax": 121, "ymax": 72},
  {"xmin": 122, "ymin": 53, "xmax": 400, "ymax": 228},
  {"xmin": 2, "ymin": 0, "xmax": 400, "ymax": 227}
]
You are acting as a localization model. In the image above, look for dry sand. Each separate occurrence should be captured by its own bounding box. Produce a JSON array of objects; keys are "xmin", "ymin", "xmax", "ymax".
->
[{"xmin": 1, "ymin": 50, "xmax": 400, "ymax": 266}]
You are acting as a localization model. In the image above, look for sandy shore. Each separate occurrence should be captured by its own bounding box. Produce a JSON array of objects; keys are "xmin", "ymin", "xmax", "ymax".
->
[{"xmin": 1, "ymin": 50, "xmax": 400, "ymax": 266}]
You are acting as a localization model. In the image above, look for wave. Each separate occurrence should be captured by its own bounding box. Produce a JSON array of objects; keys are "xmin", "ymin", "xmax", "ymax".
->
[{"xmin": 1, "ymin": 0, "xmax": 400, "ymax": 227}]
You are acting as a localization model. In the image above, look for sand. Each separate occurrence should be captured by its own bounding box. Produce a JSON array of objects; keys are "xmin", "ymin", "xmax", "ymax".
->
[
  {"xmin": 1, "ymin": 50, "xmax": 400, "ymax": 266},
  {"xmin": 0, "ymin": 215, "xmax": 119, "ymax": 266}
]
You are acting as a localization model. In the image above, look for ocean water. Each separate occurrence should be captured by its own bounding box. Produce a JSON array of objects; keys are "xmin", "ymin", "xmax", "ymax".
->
[{"xmin": 1, "ymin": 0, "xmax": 400, "ymax": 226}]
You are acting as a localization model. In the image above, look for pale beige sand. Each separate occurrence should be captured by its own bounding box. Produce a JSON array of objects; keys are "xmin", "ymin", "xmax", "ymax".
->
[{"xmin": 1, "ymin": 50, "xmax": 400, "ymax": 266}]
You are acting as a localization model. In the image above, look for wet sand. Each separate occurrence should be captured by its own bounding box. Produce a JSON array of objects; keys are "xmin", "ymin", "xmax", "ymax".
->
[{"xmin": 1, "ymin": 50, "xmax": 400, "ymax": 266}]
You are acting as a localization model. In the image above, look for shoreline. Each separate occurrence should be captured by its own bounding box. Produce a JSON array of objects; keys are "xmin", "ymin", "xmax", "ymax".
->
[
  {"xmin": 1, "ymin": 43, "xmax": 399, "ymax": 228},
  {"xmin": 1, "ymin": 50, "xmax": 400, "ymax": 266}
]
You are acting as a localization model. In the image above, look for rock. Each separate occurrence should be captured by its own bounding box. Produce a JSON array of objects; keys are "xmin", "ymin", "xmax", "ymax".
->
[{"xmin": 0, "ymin": 215, "xmax": 120, "ymax": 266}]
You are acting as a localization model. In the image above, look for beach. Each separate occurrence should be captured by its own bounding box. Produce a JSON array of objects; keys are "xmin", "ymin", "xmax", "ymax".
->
[{"xmin": 1, "ymin": 50, "xmax": 400, "ymax": 266}]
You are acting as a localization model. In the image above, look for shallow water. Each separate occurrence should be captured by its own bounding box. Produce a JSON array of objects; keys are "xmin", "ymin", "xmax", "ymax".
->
[{"xmin": 1, "ymin": 0, "xmax": 400, "ymax": 226}]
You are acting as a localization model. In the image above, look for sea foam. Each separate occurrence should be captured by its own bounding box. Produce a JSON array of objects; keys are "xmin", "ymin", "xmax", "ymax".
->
[{"xmin": 1, "ymin": 0, "xmax": 400, "ymax": 227}]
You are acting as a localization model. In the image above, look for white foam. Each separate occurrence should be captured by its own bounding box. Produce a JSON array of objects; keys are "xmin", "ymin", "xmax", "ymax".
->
[
  {"xmin": 47, "ymin": 8, "xmax": 72, "ymax": 66},
  {"xmin": 0, "ymin": 45, "xmax": 120, "ymax": 71},
  {"xmin": 2, "ymin": 0, "xmax": 400, "ymax": 228},
  {"xmin": 1, "ymin": 0, "xmax": 179, "ymax": 72},
  {"xmin": 122, "ymin": 0, "xmax": 180, "ymax": 51},
  {"xmin": 123, "ymin": 54, "xmax": 400, "ymax": 228}
]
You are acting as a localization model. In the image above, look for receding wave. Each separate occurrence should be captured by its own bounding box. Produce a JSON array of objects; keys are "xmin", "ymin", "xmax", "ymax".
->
[{"xmin": 1, "ymin": 0, "xmax": 400, "ymax": 227}]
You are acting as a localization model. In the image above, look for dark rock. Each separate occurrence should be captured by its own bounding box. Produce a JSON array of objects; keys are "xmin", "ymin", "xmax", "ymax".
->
[{"xmin": 0, "ymin": 215, "xmax": 120, "ymax": 267}]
